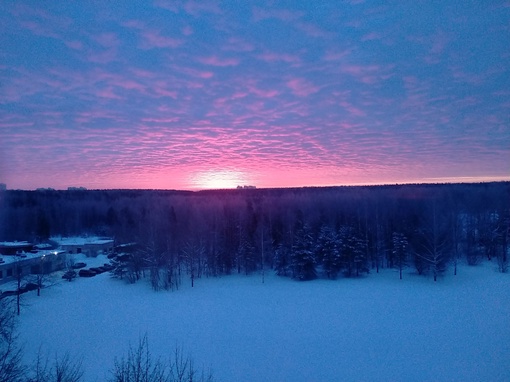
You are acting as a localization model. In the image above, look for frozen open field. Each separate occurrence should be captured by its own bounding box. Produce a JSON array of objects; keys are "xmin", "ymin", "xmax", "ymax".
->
[{"xmin": 17, "ymin": 256, "xmax": 510, "ymax": 381}]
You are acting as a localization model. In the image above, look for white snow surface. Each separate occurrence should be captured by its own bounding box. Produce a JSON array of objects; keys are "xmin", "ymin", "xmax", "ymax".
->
[
  {"xmin": 50, "ymin": 236, "xmax": 114, "ymax": 246},
  {"xmin": 17, "ymin": 257, "xmax": 510, "ymax": 382}
]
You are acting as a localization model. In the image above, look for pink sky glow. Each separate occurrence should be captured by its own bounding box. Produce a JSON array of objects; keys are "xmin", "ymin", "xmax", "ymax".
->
[{"xmin": 0, "ymin": 1, "xmax": 509, "ymax": 190}]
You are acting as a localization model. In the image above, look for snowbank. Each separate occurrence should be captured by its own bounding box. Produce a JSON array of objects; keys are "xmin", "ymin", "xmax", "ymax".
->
[{"xmin": 17, "ymin": 259, "xmax": 510, "ymax": 381}]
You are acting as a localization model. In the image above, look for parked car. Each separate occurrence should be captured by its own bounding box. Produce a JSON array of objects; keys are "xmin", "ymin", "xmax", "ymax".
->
[
  {"xmin": 78, "ymin": 269, "xmax": 96, "ymax": 277},
  {"xmin": 72, "ymin": 262, "xmax": 87, "ymax": 269}
]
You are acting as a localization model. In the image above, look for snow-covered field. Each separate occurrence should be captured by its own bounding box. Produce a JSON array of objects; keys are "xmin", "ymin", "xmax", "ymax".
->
[{"xmin": 17, "ymin": 256, "xmax": 510, "ymax": 382}]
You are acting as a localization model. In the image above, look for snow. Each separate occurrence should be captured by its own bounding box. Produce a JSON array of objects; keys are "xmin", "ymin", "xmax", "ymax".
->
[
  {"xmin": 0, "ymin": 241, "xmax": 32, "ymax": 247},
  {"xmin": 16, "ymin": 257, "xmax": 510, "ymax": 382},
  {"xmin": 50, "ymin": 236, "xmax": 114, "ymax": 246},
  {"xmin": 0, "ymin": 249, "xmax": 64, "ymax": 266}
]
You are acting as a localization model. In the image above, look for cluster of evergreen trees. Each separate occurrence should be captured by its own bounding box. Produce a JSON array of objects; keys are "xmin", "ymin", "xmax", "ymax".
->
[{"xmin": 0, "ymin": 182, "xmax": 508, "ymax": 286}]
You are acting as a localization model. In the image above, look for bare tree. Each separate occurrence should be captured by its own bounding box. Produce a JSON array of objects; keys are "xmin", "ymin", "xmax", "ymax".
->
[
  {"xmin": 14, "ymin": 259, "xmax": 23, "ymax": 316},
  {"xmin": 109, "ymin": 335, "xmax": 214, "ymax": 382},
  {"xmin": 0, "ymin": 299, "xmax": 25, "ymax": 382},
  {"xmin": 495, "ymin": 211, "xmax": 509, "ymax": 273},
  {"xmin": 31, "ymin": 254, "xmax": 60, "ymax": 295},
  {"xmin": 29, "ymin": 348, "xmax": 83, "ymax": 382},
  {"xmin": 181, "ymin": 239, "xmax": 205, "ymax": 287},
  {"xmin": 412, "ymin": 199, "xmax": 450, "ymax": 281}
]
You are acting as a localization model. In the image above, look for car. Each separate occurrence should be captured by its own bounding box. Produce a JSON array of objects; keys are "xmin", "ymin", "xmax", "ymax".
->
[
  {"xmin": 23, "ymin": 283, "xmax": 39, "ymax": 292},
  {"xmin": 102, "ymin": 263, "xmax": 115, "ymax": 271},
  {"xmin": 78, "ymin": 269, "xmax": 96, "ymax": 277},
  {"xmin": 90, "ymin": 267, "xmax": 106, "ymax": 274}
]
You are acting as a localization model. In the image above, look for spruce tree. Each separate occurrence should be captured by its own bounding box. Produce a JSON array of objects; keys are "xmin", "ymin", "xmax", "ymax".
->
[
  {"xmin": 316, "ymin": 225, "xmax": 341, "ymax": 279},
  {"xmin": 291, "ymin": 223, "xmax": 317, "ymax": 281}
]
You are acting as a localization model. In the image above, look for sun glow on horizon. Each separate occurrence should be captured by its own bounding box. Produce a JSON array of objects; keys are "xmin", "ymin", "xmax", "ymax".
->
[{"xmin": 189, "ymin": 170, "xmax": 252, "ymax": 190}]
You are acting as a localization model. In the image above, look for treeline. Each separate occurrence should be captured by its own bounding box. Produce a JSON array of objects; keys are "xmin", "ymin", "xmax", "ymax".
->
[{"xmin": 0, "ymin": 182, "xmax": 508, "ymax": 285}]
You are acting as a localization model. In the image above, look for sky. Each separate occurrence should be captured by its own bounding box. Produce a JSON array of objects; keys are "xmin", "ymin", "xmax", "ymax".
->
[{"xmin": 1, "ymin": 1, "xmax": 509, "ymax": 190}]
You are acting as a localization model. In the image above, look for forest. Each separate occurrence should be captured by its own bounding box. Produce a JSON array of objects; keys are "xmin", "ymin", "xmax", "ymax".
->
[{"xmin": 0, "ymin": 182, "xmax": 508, "ymax": 288}]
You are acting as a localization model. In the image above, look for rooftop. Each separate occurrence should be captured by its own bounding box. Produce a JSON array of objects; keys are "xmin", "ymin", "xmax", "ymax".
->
[
  {"xmin": 0, "ymin": 249, "xmax": 65, "ymax": 265},
  {"xmin": 50, "ymin": 236, "xmax": 114, "ymax": 246},
  {"xmin": 0, "ymin": 241, "xmax": 33, "ymax": 248}
]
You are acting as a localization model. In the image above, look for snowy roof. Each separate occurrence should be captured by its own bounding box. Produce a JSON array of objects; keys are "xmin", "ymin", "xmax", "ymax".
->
[
  {"xmin": 51, "ymin": 236, "xmax": 114, "ymax": 246},
  {"xmin": 0, "ymin": 249, "xmax": 65, "ymax": 265},
  {"xmin": 0, "ymin": 241, "xmax": 33, "ymax": 247},
  {"xmin": 34, "ymin": 243, "xmax": 52, "ymax": 249}
]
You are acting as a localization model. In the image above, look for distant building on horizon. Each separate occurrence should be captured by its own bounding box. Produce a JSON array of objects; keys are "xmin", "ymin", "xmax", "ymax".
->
[
  {"xmin": 68, "ymin": 186, "xmax": 87, "ymax": 191},
  {"xmin": 237, "ymin": 185, "xmax": 256, "ymax": 189},
  {"xmin": 0, "ymin": 183, "xmax": 6, "ymax": 191}
]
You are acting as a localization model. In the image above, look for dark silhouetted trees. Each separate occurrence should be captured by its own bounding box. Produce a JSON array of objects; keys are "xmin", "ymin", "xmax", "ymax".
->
[{"xmin": 0, "ymin": 182, "xmax": 508, "ymax": 283}]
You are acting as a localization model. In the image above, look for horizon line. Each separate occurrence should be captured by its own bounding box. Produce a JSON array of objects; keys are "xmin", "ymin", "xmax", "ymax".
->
[{"xmin": 2, "ymin": 179, "xmax": 509, "ymax": 192}]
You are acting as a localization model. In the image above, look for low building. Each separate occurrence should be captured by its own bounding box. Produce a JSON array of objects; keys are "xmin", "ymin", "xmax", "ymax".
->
[
  {"xmin": 0, "ymin": 241, "xmax": 34, "ymax": 256},
  {"xmin": 0, "ymin": 249, "xmax": 66, "ymax": 285},
  {"xmin": 51, "ymin": 236, "xmax": 114, "ymax": 257},
  {"xmin": 0, "ymin": 237, "xmax": 114, "ymax": 285}
]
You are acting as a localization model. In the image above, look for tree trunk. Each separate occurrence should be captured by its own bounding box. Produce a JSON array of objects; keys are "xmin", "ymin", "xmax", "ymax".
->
[{"xmin": 17, "ymin": 274, "xmax": 21, "ymax": 316}]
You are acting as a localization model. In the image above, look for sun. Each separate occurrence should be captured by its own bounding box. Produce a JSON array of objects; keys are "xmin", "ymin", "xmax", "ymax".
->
[{"xmin": 190, "ymin": 170, "xmax": 250, "ymax": 190}]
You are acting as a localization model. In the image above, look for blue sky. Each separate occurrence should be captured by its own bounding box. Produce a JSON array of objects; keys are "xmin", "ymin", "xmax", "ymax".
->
[{"xmin": 1, "ymin": 1, "xmax": 509, "ymax": 190}]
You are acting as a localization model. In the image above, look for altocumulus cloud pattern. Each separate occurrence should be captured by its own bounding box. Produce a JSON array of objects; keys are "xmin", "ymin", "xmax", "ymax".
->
[{"xmin": 0, "ymin": 1, "xmax": 509, "ymax": 190}]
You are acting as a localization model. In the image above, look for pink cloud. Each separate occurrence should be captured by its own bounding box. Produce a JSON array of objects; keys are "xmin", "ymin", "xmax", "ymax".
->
[
  {"xmin": 19, "ymin": 21, "xmax": 60, "ymax": 39},
  {"xmin": 257, "ymin": 52, "xmax": 301, "ymax": 64},
  {"xmin": 198, "ymin": 56, "xmax": 240, "ymax": 67},
  {"xmin": 141, "ymin": 117, "xmax": 180, "ymax": 123},
  {"xmin": 295, "ymin": 22, "xmax": 329, "ymax": 38},
  {"xmin": 429, "ymin": 32, "xmax": 450, "ymax": 55},
  {"xmin": 153, "ymin": 0, "xmax": 179, "ymax": 13},
  {"xmin": 152, "ymin": 85, "xmax": 178, "ymax": 99},
  {"xmin": 345, "ymin": 19, "xmax": 363, "ymax": 29},
  {"xmin": 249, "ymin": 87, "xmax": 279, "ymax": 98},
  {"xmin": 121, "ymin": 20, "xmax": 145, "ymax": 30},
  {"xmin": 232, "ymin": 92, "xmax": 248, "ymax": 99},
  {"xmin": 361, "ymin": 32, "xmax": 383, "ymax": 41},
  {"xmin": 183, "ymin": 1, "xmax": 222, "ymax": 16},
  {"xmin": 111, "ymin": 79, "xmax": 146, "ymax": 93},
  {"xmin": 141, "ymin": 30, "xmax": 183, "ymax": 49},
  {"xmin": 252, "ymin": 7, "xmax": 303, "ymax": 22},
  {"xmin": 65, "ymin": 40, "xmax": 83, "ymax": 50},
  {"xmin": 12, "ymin": 4, "xmax": 72, "ymax": 31},
  {"xmin": 450, "ymin": 67, "xmax": 487, "ymax": 85},
  {"xmin": 0, "ymin": 122, "xmax": 34, "ymax": 128},
  {"xmin": 223, "ymin": 38, "xmax": 255, "ymax": 52},
  {"xmin": 74, "ymin": 110, "xmax": 120, "ymax": 124},
  {"xmin": 121, "ymin": 21, "xmax": 184, "ymax": 50},
  {"xmin": 94, "ymin": 32, "xmax": 120, "ymax": 48},
  {"xmin": 323, "ymin": 50, "xmax": 351, "ymax": 61},
  {"xmin": 339, "ymin": 101, "xmax": 366, "ymax": 117},
  {"xmin": 96, "ymin": 87, "xmax": 123, "ymax": 100},
  {"xmin": 286, "ymin": 78, "xmax": 320, "ymax": 97},
  {"xmin": 182, "ymin": 26, "xmax": 193, "ymax": 36},
  {"xmin": 341, "ymin": 64, "xmax": 380, "ymax": 76},
  {"xmin": 130, "ymin": 68, "xmax": 156, "ymax": 79},
  {"xmin": 175, "ymin": 66, "xmax": 214, "ymax": 79},
  {"xmin": 87, "ymin": 49, "xmax": 117, "ymax": 64},
  {"xmin": 340, "ymin": 64, "xmax": 390, "ymax": 84}
]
